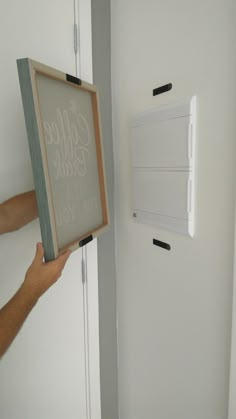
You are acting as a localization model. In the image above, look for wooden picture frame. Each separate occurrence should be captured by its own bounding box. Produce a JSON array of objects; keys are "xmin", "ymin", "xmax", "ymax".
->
[{"xmin": 17, "ymin": 58, "xmax": 109, "ymax": 261}]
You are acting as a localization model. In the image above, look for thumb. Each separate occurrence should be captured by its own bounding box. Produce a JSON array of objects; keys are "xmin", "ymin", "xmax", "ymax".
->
[{"xmin": 33, "ymin": 242, "xmax": 45, "ymax": 264}]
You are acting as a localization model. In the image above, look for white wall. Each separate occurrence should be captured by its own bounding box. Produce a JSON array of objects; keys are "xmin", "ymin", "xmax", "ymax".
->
[{"xmin": 111, "ymin": 1, "xmax": 236, "ymax": 419}]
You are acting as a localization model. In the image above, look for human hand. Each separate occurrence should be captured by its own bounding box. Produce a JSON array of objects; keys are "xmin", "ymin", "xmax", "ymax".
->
[{"xmin": 21, "ymin": 243, "xmax": 71, "ymax": 301}]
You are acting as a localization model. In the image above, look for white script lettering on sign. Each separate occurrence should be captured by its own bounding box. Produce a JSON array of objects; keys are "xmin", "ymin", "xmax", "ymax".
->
[{"xmin": 43, "ymin": 103, "xmax": 91, "ymax": 179}]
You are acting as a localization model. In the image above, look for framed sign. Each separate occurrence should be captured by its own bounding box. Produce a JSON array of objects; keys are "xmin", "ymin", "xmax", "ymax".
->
[{"xmin": 17, "ymin": 58, "xmax": 109, "ymax": 261}]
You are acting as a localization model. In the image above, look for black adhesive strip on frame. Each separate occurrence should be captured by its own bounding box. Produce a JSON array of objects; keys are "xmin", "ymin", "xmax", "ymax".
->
[
  {"xmin": 66, "ymin": 73, "xmax": 82, "ymax": 85},
  {"xmin": 79, "ymin": 235, "xmax": 93, "ymax": 247},
  {"xmin": 153, "ymin": 239, "xmax": 171, "ymax": 251},
  {"xmin": 153, "ymin": 83, "xmax": 172, "ymax": 96}
]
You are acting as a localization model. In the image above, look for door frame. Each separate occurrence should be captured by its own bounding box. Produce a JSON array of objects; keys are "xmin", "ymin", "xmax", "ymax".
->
[
  {"xmin": 227, "ymin": 220, "xmax": 236, "ymax": 418},
  {"xmin": 76, "ymin": 1, "xmax": 101, "ymax": 417}
]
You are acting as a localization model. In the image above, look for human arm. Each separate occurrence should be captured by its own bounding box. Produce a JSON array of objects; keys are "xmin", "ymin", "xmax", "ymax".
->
[
  {"xmin": 0, "ymin": 191, "xmax": 38, "ymax": 234},
  {"xmin": 0, "ymin": 243, "xmax": 70, "ymax": 358}
]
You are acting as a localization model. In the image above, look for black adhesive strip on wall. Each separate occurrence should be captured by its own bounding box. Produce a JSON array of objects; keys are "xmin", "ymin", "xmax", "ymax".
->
[
  {"xmin": 66, "ymin": 74, "xmax": 82, "ymax": 85},
  {"xmin": 153, "ymin": 83, "xmax": 172, "ymax": 96},
  {"xmin": 80, "ymin": 235, "xmax": 93, "ymax": 247},
  {"xmin": 153, "ymin": 239, "xmax": 171, "ymax": 251}
]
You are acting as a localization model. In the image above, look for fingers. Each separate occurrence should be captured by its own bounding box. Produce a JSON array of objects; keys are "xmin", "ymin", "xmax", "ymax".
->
[
  {"xmin": 34, "ymin": 242, "xmax": 44, "ymax": 264},
  {"xmin": 34, "ymin": 243, "xmax": 70, "ymax": 274}
]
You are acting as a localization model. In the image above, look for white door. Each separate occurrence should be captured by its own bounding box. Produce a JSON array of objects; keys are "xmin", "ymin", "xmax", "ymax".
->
[{"xmin": 0, "ymin": 1, "xmax": 100, "ymax": 418}]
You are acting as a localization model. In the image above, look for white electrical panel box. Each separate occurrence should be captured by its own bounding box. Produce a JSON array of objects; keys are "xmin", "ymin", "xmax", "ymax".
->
[{"xmin": 131, "ymin": 97, "xmax": 196, "ymax": 236}]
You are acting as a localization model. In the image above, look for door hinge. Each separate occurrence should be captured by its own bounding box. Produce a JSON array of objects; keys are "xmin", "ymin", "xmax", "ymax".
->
[
  {"xmin": 74, "ymin": 23, "xmax": 79, "ymax": 55},
  {"xmin": 188, "ymin": 122, "xmax": 193, "ymax": 159},
  {"xmin": 82, "ymin": 257, "xmax": 86, "ymax": 284}
]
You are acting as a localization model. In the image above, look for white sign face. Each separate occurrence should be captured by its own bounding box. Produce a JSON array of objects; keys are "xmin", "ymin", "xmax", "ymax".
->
[{"xmin": 36, "ymin": 73, "xmax": 103, "ymax": 249}]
